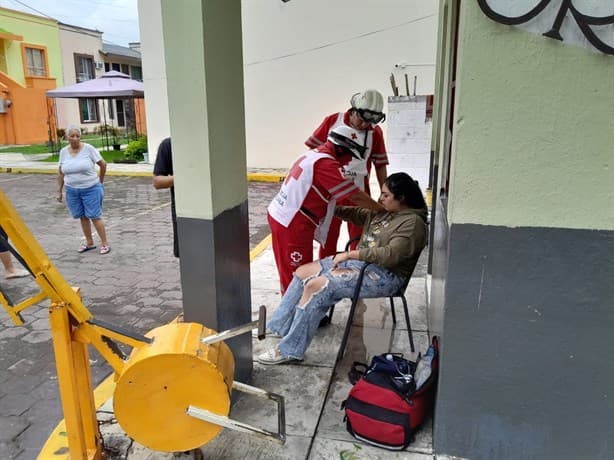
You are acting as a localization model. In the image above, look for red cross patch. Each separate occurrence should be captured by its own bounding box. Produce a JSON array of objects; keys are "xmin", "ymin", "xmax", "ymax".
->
[{"xmin": 284, "ymin": 155, "xmax": 306, "ymax": 184}]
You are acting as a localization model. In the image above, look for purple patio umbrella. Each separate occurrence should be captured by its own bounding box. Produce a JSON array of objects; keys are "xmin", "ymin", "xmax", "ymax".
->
[
  {"xmin": 46, "ymin": 70, "xmax": 144, "ymax": 99},
  {"xmin": 46, "ymin": 71, "xmax": 145, "ymax": 151}
]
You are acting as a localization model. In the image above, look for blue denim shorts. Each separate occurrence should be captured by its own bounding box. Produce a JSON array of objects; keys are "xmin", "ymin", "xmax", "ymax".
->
[
  {"xmin": 65, "ymin": 183, "xmax": 104, "ymax": 219},
  {"xmin": 318, "ymin": 256, "xmax": 405, "ymax": 300}
]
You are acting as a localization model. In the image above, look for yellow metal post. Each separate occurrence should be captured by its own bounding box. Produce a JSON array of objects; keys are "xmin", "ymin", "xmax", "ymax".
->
[
  {"xmin": 72, "ymin": 333, "xmax": 102, "ymax": 457},
  {"xmin": 48, "ymin": 301, "xmax": 102, "ymax": 460}
]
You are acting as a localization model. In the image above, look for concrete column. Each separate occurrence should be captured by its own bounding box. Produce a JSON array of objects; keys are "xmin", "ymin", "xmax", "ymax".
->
[{"xmin": 160, "ymin": 0, "xmax": 252, "ymax": 382}]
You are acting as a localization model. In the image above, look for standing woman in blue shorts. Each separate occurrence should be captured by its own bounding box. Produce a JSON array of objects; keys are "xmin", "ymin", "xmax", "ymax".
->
[{"xmin": 57, "ymin": 126, "xmax": 110, "ymax": 255}]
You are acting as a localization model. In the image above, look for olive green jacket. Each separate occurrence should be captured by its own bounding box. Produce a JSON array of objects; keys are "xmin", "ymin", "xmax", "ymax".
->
[{"xmin": 335, "ymin": 206, "xmax": 428, "ymax": 279}]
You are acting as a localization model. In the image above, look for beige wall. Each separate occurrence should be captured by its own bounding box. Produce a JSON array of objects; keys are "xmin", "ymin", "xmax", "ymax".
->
[
  {"xmin": 137, "ymin": 0, "xmax": 169, "ymax": 162},
  {"xmin": 139, "ymin": 0, "xmax": 439, "ymax": 167},
  {"xmin": 242, "ymin": 0, "xmax": 438, "ymax": 168},
  {"xmin": 56, "ymin": 24, "xmax": 104, "ymax": 132}
]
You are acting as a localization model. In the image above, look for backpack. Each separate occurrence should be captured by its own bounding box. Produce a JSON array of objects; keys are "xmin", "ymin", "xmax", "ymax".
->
[{"xmin": 342, "ymin": 336, "xmax": 439, "ymax": 450}]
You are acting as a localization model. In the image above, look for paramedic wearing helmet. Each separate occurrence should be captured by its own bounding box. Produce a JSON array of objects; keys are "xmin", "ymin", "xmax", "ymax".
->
[
  {"xmin": 306, "ymin": 89, "xmax": 388, "ymax": 259},
  {"xmin": 268, "ymin": 125, "xmax": 385, "ymax": 294}
]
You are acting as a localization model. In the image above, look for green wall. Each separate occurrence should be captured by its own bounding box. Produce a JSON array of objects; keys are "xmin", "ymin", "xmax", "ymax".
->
[
  {"xmin": 161, "ymin": 0, "xmax": 247, "ymax": 220},
  {"xmin": 449, "ymin": 2, "xmax": 614, "ymax": 231},
  {"xmin": 0, "ymin": 8, "xmax": 62, "ymax": 86}
]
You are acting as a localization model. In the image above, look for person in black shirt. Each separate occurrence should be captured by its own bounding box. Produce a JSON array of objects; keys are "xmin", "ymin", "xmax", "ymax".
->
[{"xmin": 152, "ymin": 138, "xmax": 178, "ymax": 257}]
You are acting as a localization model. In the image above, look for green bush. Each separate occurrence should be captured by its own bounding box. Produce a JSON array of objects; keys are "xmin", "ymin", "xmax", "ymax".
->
[
  {"xmin": 97, "ymin": 124, "xmax": 120, "ymax": 143},
  {"xmin": 124, "ymin": 136, "xmax": 147, "ymax": 161}
]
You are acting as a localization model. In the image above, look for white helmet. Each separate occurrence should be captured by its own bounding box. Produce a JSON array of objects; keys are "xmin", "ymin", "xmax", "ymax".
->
[
  {"xmin": 350, "ymin": 89, "xmax": 385, "ymax": 124},
  {"xmin": 327, "ymin": 125, "xmax": 367, "ymax": 160}
]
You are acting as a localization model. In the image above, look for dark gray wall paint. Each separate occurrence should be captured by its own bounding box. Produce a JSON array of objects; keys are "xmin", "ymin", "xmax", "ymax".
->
[
  {"xmin": 177, "ymin": 200, "xmax": 253, "ymax": 383},
  {"xmin": 434, "ymin": 224, "xmax": 614, "ymax": 460}
]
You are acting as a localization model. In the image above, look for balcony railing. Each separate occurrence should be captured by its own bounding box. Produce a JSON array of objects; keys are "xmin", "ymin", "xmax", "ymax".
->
[{"xmin": 27, "ymin": 66, "xmax": 46, "ymax": 77}]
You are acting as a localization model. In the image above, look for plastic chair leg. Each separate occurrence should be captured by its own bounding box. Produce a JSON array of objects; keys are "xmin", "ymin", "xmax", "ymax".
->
[
  {"xmin": 335, "ymin": 263, "xmax": 370, "ymax": 364},
  {"xmin": 400, "ymin": 295, "xmax": 415, "ymax": 353},
  {"xmin": 389, "ymin": 297, "xmax": 397, "ymax": 324}
]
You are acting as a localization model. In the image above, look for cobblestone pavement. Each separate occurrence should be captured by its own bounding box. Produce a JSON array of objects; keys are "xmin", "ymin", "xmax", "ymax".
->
[{"xmin": 0, "ymin": 174, "xmax": 278, "ymax": 460}]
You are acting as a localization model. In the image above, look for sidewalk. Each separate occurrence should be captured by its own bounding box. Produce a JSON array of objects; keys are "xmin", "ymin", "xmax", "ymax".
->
[
  {"xmin": 91, "ymin": 244, "xmax": 433, "ymax": 460},
  {"xmin": 0, "ymin": 153, "xmax": 286, "ymax": 181}
]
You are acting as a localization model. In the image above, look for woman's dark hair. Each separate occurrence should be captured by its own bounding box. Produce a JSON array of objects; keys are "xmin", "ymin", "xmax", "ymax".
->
[{"xmin": 384, "ymin": 172, "xmax": 426, "ymax": 209}]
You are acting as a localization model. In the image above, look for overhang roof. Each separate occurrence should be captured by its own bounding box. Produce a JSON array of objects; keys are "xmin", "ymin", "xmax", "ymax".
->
[{"xmin": 101, "ymin": 43, "xmax": 141, "ymax": 60}]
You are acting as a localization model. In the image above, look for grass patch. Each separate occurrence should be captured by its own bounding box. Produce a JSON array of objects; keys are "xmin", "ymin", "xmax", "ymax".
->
[
  {"xmin": 0, "ymin": 143, "xmax": 57, "ymax": 154},
  {"xmin": 42, "ymin": 150, "xmax": 127, "ymax": 163},
  {"xmin": 0, "ymin": 134, "xmax": 133, "ymax": 155}
]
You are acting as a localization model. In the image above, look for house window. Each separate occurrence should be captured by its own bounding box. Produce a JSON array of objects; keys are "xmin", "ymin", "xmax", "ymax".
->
[
  {"xmin": 104, "ymin": 62, "xmax": 110, "ymax": 72},
  {"xmin": 74, "ymin": 54, "xmax": 95, "ymax": 82},
  {"xmin": 79, "ymin": 98, "xmax": 99, "ymax": 123},
  {"xmin": 24, "ymin": 46, "xmax": 46, "ymax": 77},
  {"xmin": 120, "ymin": 64, "xmax": 129, "ymax": 75},
  {"xmin": 130, "ymin": 65, "xmax": 142, "ymax": 81},
  {"xmin": 111, "ymin": 63, "xmax": 120, "ymax": 71}
]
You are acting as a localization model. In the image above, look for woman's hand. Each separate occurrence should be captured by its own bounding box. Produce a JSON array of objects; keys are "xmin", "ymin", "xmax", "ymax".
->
[{"xmin": 333, "ymin": 251, "xmax": 351, "ymax": 268}]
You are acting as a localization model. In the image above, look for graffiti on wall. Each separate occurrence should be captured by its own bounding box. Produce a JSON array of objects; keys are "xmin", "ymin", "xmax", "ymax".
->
[{"xmin": 477, "ymin": 0, "xmax": 614, "ymax": 55}]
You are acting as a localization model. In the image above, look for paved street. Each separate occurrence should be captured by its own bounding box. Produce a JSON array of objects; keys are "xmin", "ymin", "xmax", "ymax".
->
[{"xmin": 0, "ymin": 173, "xmax": 279, "ymax": 460}]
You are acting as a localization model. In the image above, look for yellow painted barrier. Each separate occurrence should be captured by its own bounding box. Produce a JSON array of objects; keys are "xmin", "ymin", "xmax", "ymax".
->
[{"xmin": 38, "ymin": 234, "xmax": 273, "ymax": 458}]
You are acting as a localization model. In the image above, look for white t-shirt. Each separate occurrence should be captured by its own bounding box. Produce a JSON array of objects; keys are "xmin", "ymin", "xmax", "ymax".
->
[{"xmin": 59, "ymin": 143, "xmax": 103, "ymax": 188}]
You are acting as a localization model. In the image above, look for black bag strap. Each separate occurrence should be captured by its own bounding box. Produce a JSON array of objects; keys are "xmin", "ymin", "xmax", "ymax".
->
[{"xmin": 348, "ymin": 361, "xmax": 368, "ymax": 384}]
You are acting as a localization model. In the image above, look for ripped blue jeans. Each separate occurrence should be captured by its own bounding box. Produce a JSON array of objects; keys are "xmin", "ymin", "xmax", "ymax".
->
[{"xmin": 267, "ymin": 257, "xmax": 405, "ymax": 360}]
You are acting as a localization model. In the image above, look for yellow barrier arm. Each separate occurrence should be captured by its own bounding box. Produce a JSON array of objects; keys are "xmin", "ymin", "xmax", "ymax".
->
[{"xmin": 0, "ymin": 189, "xmax": 154, "ymax": 460}]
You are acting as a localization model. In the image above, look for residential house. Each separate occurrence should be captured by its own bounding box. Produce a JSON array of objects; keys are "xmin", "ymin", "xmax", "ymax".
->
[
  {"xmin": 55, "ymin": 30, "xmax": 146, "ymax": 138},
  {"xmin": 0, "ymin": 7, "xmax": 61, "ymax": 145},
  {"xmin": 56, "ymin": 22, "xmax": 105, "ymax": 133},
  {"xmin": 100, "ymin": 42, "xmax": 144, "ymax": 135}
]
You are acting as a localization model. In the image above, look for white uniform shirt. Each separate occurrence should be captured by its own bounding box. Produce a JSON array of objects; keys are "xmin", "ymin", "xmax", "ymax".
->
[{"xmin": 268, "ymin": 151, "xmax": 334, "ymax": 227}]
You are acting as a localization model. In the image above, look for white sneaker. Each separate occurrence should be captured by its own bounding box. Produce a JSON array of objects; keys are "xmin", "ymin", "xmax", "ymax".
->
[
  {"xmin": 252, "ymin": 328, "xmax": 281, "ymax": 339},
  {"xmin": 256, "ymin": 347, "xmax": 300, "ymax": 365}
]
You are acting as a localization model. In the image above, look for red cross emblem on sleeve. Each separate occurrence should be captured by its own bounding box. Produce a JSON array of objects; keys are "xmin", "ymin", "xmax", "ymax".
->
[{"xmin": 284, "ymin": 155, "xmax": 306, "ymax": 184}]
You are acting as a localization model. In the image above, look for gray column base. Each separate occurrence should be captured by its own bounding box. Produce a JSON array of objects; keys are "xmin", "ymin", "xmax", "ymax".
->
[{"xmin": 177, "ymin": 200, "xmax": 253, "ymax": 383}]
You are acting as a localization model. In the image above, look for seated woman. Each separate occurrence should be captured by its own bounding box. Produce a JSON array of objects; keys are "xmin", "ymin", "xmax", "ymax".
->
[{"xmin": 256, "ymin": 172, "xmax": 428, "ymax": 365}]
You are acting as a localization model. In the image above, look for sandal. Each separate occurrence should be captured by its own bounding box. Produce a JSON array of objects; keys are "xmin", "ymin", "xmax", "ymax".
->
[
  {"xmin": 5, "ymin": 269, "xmax": 30, "ymax": 279},
  {"xmin": 78, "ymin": 244, "xmax": 96, "ymax": 253},
  {"xmin": 99, "ymin": 245, "xmax": 111, "ymax": 255}
]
